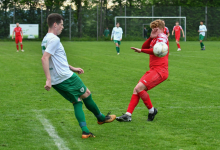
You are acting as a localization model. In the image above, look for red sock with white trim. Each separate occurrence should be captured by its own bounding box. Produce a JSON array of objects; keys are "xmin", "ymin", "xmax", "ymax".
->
[
  {"xmin": 138, "ymin": 90, "xmax": 154, "ymax": 113},
  {"xmin": 16, "ymin": 45, "xmax": 19, "ymax": 50},
  {"xmin": 126, "ymin": 94, "xmax": 140, "ymax": 115}
]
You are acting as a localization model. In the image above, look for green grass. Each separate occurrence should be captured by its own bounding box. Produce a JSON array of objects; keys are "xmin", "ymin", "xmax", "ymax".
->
[{"xmin": 0, "ymin": 41, "xmax": 220, "ymax": 150}]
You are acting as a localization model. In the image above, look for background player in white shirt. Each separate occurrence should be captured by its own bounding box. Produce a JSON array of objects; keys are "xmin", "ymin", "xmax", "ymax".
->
[
  {"xmin": 111, "ymin": 22, "xmax": 123, "ymax": 55},
  {"xmin": 198, "ymin": 21, "xmax": 207, "ymax": 50},
  {"xmin": 41, "ymin": 13, "xmax": 116, "ymax": 139}
]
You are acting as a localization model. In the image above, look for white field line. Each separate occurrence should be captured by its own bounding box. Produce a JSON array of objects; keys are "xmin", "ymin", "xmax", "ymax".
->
[{"xmin": 36, "ymin": 113, "xmax": 70, "ymax": 150}]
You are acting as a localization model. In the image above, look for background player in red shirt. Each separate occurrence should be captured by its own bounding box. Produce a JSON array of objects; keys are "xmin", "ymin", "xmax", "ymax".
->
[
  {"xmin": 116, "ymin": 20, "xmax": 169, "ymax": 122},
  {"xmin": 162, "ymin": 20, "xmax": 170, "ymax": 37},
  {"xmin": 172, "ymin": 21, "xmax": 184, "ymax": 51},
  {"xmin": 12, "ymin": 23, "xmax": 24, "ymax": 52}
]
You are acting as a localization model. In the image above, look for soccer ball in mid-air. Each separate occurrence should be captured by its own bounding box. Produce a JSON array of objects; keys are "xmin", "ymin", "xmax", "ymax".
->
[{"xmin": 153, "ymin": 42, "xmax": 168, "ymax": 57}]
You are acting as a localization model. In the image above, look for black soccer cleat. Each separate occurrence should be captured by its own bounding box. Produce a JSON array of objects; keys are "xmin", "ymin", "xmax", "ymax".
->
[
  {"xmin": 116, "ymin": 113, "xmax": 132, "ymax": 122},
  {"xmin": 147, "ymin": 108, "xmax": 158, "ymax": 121}
]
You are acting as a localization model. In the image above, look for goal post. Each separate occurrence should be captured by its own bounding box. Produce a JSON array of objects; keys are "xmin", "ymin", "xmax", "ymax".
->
[{"xmin": 115, "ymin": 16, "xmax": 186, "ymax": 41}]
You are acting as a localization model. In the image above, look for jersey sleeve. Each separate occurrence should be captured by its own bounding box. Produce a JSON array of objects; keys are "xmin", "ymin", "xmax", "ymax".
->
[
  {"xmin": 180, "ymin": 26, "xmax": 183, "ymax": 30},
  {"xmin": 45, "ymin": 37, "xmax": 60, "ymax": 55}
]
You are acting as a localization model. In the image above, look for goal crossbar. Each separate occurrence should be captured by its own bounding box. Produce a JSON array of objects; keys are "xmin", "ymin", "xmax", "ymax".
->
[{"xmin": 115, "ymin": 16, "xmax": 186, "ymax": 41}]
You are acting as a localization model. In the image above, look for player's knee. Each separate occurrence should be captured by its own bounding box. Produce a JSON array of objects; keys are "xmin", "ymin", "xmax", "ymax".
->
[
  {"xmin": 85, "ymin": 88, "xmax": 91, "ymax": 95},
  {"xmin": 134, "ymin": 85, "xmax": 143, "ymax": 93},
  {"xmin": 133, "ymin": 88, "xmax": 138, "ymax": 94},
  {"xmin": 200, "ymin": 40, "xmax": 202, "ymax": 43},
  {"xmin": 80, "ymin": 88, "xmax": 91, "ymax": 99}
]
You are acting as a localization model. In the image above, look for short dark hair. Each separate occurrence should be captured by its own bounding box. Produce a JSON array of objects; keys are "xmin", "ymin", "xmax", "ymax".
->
[
  {"xmin": 200, "ymin": 21, "xmax": 204, "ymax": 23},
  {"xmin": 47, "ymin": 13, "xmax": 64, "ymax": 28},
  {"xmin": 176, "ymin": 21, "xmax": 179, "ymax": 23},
  {"xmin": 116, "ymin": 22, "xmax": 120, "ymax": 24}
]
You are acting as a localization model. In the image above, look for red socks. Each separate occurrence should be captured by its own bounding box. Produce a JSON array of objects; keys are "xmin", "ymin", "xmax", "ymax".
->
[
  {"xmin": 126, "ymin": 90, "xmax": 153, "ymax": 115},
  {"xmin": 20, "ymin": 44, "xmax": 23, "ymax": 50},
  {"xmin": 16, "ymin": 45, "xmax": 19, "ymax": 50},
  {"xmin": 177, "ymin": 43, "xmax": 180, "ymax": 49},
  {"xmin": 138, "ymin": 90, "xmax": 153, "ymax": 109},
  {"xmin": 126, "ymin": 94, "xmax": 140, "ymax": 114}
]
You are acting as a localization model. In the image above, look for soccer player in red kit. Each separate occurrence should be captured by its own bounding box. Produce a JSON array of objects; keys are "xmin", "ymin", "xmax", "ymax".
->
[
  {"xmin": 162, "ymin": 20, "xmax": 170, "ymax": 37},
  {"xmin": 12, "ymin": 23, "xmax": 24, "ymax": 52},
  {"xmin": 116, "ymin": 20, "xmax": 169, "ymax": 122},
  {"xmin": 172, "ymin": 21, "xmax": 184, "ymax": 51}
]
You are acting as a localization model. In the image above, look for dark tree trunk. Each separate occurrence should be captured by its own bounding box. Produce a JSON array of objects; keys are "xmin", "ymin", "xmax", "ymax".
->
[
  {"xmin": 99, "ymin": 0, "xmax": 103, "ymax": 36},
  {"xmin": 77, "ymin": 2, "xmax": 82, "ymax": 37}
]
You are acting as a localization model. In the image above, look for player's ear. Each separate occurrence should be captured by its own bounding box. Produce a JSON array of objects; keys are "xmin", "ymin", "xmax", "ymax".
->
[{"xmin": 54, "ymin": 22, "xmax": 57, "ymax": 28}]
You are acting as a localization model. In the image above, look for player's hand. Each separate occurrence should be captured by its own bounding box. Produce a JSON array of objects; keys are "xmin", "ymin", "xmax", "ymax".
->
[
  {"xmin": 131, "ymin": 47, "xmax": 141, "ymax": 53},
  {"xmin": 111, "ymin": 38, "xmax": 112, "ymax": 41},
  {"xmin": 12, "ymin": 37, "xmax": 13, "ymax": 39},
  {"xmin": 44, "ymin": 79, "xmax": 51, "ymax": 91},
  {"xmin": 75, "ymin": 68, "xmax": 84, "ymax": 74},
  {"xmin": 198, "ymin": 30, "xmax": 200, "ymax": 32},
  {"xmin": 150, "ymin": 28, "xmax": 160, "ymax": 38},
  {"xmin": 120, "ymin": 39, "xmax": 122, "ymax": 41},
  {"xmin": 183, "ymin": 35, "xmax": 185, "ymax": 38}
]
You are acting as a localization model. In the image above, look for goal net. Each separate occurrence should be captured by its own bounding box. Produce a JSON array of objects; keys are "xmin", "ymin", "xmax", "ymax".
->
[{"xmin": 115, "ymin": 16, "xmax": 186, "ymax": 41}]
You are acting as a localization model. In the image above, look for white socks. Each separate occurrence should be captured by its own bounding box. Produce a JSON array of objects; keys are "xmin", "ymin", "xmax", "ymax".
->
[
  {"xmin": 149, "ymin": 107, "xmax": 154, "ymax": 114},
  {"xmin": 125, "ymin": 108, "xmax": 154, "ymax": 116},
  {"xmin": 125, "ymin": 112, "xmax": 132, "ymax": 116}
]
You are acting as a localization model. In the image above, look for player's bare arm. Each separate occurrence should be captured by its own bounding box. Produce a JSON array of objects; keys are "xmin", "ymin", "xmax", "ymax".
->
[
  {"xmin": 167, "ymin": 32, "xmax": 170, "ymax": 37},
  {"xmin": 172, "ymin": 30, "xmax": 174, "ymax": 35},
  {"xmin": 69, "ymin": 65, "xmax": 84, "ymax": 74},
  {"xmin": 181, "ymin": 29, "xmax": 185, "ymax": 37},
  {"xmin": 12, "ymin": 30, "xmax": 14, "ymax": 39},
  {"xmin": 131, "ymin": 47, "xmax": 141, "ymax": 53},
  {"xmin": 21, "ymin": 30, "xmax": 23, "ymax": 39},
  {"xmin": 41, "ymin": 51, "xmax": 52, "ymax": 91}
]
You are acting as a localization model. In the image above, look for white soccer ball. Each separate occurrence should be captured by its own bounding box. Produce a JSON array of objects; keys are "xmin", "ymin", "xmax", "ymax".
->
[{"xmin": 153, "ymin": 42, "xmax": 168, "ymax": 57}]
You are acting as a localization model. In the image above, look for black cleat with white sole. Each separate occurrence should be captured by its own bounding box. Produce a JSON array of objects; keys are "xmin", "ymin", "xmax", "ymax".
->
[
  {"xmin": 147, "ymin": 108, "xmax": 158, "ymax": 121},
  {"xmin": 116, "ymin": 114, "xmax": 132, "ymax": 122}
]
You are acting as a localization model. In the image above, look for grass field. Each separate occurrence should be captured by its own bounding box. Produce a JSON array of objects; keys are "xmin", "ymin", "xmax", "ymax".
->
[{"xmin": 0, "ymin": 40, "xmax": 220, "ymax": 150}]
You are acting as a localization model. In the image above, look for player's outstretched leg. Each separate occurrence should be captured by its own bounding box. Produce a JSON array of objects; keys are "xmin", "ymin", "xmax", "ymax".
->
[
  {"xmin": 73, "ymin": 102, "xmax": 95, "ymax": 139},
  {"xmin": 82, "ymin": 89, "xmax": 116, "ymax": 125}
]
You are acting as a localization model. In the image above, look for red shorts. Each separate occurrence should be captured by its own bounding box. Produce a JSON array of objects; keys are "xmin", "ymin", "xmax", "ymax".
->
[
  {"xmin": 139, "ymin": 68, "xmax": 168, "ymax": 90},
  {"xmin": 15, "ymin": 36, "xmax": 22, "ymax": 44},
  {"xmin": 175, "ymin": 36, "xmax": 180, "ymax": 41}
]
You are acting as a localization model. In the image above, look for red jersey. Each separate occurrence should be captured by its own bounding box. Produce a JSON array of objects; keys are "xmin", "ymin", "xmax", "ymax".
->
[
  {"xmin": 164, "ymin": 27, "xmax": 169, "ymax": 35},
  {"xmin": 14, "ymin": 27, "xmax": 22, "ymax": 37},
  {"xmin": 173, "ymin": 25, "xmax": 182, "ymax": 37},
  {"xmin": 149, "ymin": 33, "xmax": 169, "ymax": 69}
]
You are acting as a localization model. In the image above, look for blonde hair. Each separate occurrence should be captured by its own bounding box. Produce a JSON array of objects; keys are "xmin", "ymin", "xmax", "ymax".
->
[{"xmin": 150, "ymin": 19, "xmax": 165, "ymax": 29}]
